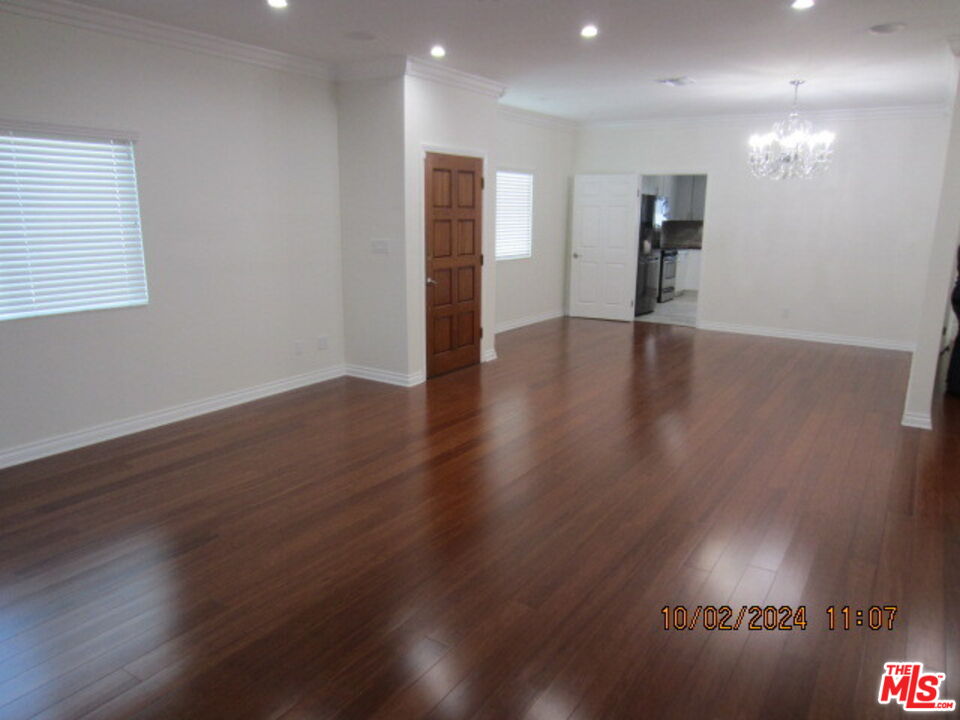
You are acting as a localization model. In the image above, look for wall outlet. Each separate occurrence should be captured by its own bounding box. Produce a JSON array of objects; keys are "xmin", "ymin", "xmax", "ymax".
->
[
  {"xmin": 317, "ymin": 336, "xmax": 329, "ymax": 351},
  {"xmin": 294, "ymin": 340, "xmax": 304, "ymax": 356},
  {"xmin": 371, "ymin": 239, "xmax": 390, "ymax": 255}
]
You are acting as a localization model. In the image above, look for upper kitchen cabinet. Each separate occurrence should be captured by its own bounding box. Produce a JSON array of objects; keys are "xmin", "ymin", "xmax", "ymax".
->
[{"xmin": 671, "ymin": 175, "xmax": 707, "ymax": 221}]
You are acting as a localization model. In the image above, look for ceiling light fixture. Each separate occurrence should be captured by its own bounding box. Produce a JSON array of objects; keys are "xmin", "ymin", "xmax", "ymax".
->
[
  {"xmin": 581, "ymin": 24, "xmax": 599, "ymax": 39},
  {"xmin": 430, "ymin": 45, "xmax": 446, "ymax": 59},
  {"xmin": 748, "ymin": 80, "xmax": 835, "ymax": 180},
  {"xmin": 791, "ymin": 0, "xmax": 815, "ymax": 9},
  {"xmin": 267, "ymin": 0, "xmax": 288, "ymax": 8}
]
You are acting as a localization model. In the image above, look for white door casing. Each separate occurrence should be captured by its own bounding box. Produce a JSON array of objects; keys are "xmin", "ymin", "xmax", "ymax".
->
[{"xmin": 569, "ymin": 174, "xmax": 641, "ymax": 321}]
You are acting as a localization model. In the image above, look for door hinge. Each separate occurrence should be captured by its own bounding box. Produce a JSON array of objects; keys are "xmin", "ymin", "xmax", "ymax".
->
[
  {"xmin": 481, "ymin": 254, "xmax": 485, "ymax": 266},
  {"xmin": 481, "ymin": 177, "xmax": 485, "ymax": 190},
  {"xmin": 480, "ymin": 327, "xmax": 484, "ymax": 339}
]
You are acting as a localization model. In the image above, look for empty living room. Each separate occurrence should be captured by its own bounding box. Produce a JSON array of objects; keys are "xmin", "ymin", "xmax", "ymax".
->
[{"xmin": 2, "ymin": 0, "xmax": 960, "ymax": 718}]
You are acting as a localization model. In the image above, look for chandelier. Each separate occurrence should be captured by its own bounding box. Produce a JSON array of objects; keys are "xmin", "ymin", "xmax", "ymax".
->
[{"xmin": 748, "ymin": 80, "xmax": 835, "ymax": 180}]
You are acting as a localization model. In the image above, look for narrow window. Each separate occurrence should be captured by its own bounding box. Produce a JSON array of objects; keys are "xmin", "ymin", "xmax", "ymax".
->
[{"xmin": 495, "ymin": 170, "xmax": 533, "ymax": 260}]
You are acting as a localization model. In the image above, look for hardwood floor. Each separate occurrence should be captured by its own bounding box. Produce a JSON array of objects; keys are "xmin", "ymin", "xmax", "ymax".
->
[{"xmin": 1, "ymin": 318, "xmax": 957, "ymax": 719}]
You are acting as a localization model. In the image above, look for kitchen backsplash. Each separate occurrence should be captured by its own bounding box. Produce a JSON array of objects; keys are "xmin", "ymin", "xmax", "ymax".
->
[{"xmin": 661, "ymin": 220, "xmax": 703, "ymax": 249}]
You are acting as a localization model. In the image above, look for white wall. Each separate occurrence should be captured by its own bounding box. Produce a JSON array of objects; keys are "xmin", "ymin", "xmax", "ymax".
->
[
  {"xmin": 0, "ymin": 12, "xmax": 343, "ymax": 457},
  {"xmin": 903, "ymin": 61, "xmax": 960, "ymax": 428},
  {"xmin": 576, "ymin": 112, "xmax": 950, "ymax": 349},
  {"xmin": 403, "ymin": 73, "xmax": 500, "ymax": 374},
  {"xmin": 336, "ymin": 77, "xmax": 408, "ymax": 376},
  {"xmin": 494, "ymin": 110, "xmax": 576, "ymax": 332}
]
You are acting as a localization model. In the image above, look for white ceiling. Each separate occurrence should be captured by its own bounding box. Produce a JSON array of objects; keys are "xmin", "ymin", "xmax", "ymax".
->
[{"xmin": 52, "ymin": 0, "xmax": 960, "ymax": 122}]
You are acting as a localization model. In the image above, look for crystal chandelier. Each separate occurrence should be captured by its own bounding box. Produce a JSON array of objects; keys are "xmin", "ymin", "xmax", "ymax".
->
[{"xmin": 748, "ymin": 80, "xmax": 835, "ymax": 180}]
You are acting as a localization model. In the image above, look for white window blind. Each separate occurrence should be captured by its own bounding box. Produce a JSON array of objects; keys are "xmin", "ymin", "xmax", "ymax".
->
[
  {"xmin": 495, "ymin": 171, "xmax": 533, "ymax": 260},
  {"xmin": 1, "ymin": 130, "xmax": 148, "ymax": 322}
]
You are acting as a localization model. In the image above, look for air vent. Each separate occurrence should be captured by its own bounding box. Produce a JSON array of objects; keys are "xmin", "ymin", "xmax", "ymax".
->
[
  {"xmin": 869, "ymin": 22, "xmax": 906, "ymax": 35},
  {"xmin": 657, "ymin": 76, "xmax": 695, "ymax": 87}
]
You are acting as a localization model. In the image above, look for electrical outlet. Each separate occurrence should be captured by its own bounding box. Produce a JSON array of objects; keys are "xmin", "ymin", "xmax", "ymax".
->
[
  {"xmin": 294, "ymin": 341, "xmax": 304, "ymax": 356},
  {"xmin": 317, "ymin": 336, "xmax": 329, "ymax": 351}
]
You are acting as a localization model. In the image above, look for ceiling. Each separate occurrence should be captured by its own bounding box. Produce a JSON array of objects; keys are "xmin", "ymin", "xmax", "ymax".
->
[{"xmin": 55, "ymin": 0, "xmax": 960, "ymax": 122}]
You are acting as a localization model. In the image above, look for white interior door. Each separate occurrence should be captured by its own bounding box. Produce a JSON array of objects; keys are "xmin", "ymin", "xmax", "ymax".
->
[{"xmin": 569, "ymin": 174, "xmax": 640, "ymax": 321}]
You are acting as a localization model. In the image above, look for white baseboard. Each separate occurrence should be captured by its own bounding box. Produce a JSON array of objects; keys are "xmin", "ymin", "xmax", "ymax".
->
[
  {"xmin": 1, "ymin": 359, "xmax": 462, "ymax": 470},
  {"xmin": 482, "ymin": 348, "xmax": 498, "ymax": 363},
  {"xmin": 345, "ymin": 364, "xmax": 425, "ymax": 387},
  {"xmin": 901, "ymin": 411, "xmax": 933, "ymax": 430},
  {"xmin": 696, "ymin": 320, "xmax": 915, "ymax": 353},
  {"xmin": 496, "ymin": 310, "xmax": 564, "ymax": 334},
  {"xmin": 0, "ymin": 365, "xmax": 347, "ymax": 470}
]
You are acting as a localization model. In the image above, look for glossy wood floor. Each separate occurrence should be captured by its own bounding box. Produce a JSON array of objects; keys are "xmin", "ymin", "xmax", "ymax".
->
[{"xmin": 1, "ymin": 318, "xmax": 958, "ymax": 720}]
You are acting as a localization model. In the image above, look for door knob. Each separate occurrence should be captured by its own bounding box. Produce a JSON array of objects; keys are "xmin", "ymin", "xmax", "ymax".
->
[
  {"xmin": 426, "ymin": 278, "xmax": 438, "ymax": 286},
  {"xmin": 573, "ymin": 253, "xmax": 580, "ymax": 259}
]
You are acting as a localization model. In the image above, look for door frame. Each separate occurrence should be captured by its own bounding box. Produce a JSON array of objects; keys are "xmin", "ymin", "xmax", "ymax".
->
[
  {"xmin": 637, "ymin": 172, "xmax": 711, "ymax": 328},
  {"xmin": 418, "ymin": 143, "xmax": 489, "ymax": 379}
]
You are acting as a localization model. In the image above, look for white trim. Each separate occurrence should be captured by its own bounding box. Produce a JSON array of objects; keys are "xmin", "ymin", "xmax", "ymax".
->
[
  {"xmin": 497, "ymin": 105, "xmax": 579, "ymax": 132},
  {"xmin": 335, "ymin": 56, "xmax": 408, "ymax": 83},
  {"xmin": 0, "ymin": 117, "xmax": 139, "ymax": 143},
  {"xmin": 345, "ymin": 365, "xmax": 425, "ymax": 387},
  {"xmin": 901, "ymin": 411, "xmax": 933, "ymax": 430},
  {"xmin": 0, "ymin": 361, "xmax": 451, "ymax": 468},
  {"xmin": 496, "ymin": 310, "xmax": 565, "ymax": 334},
  {"xmin": 0, "ymin": 0, "xmax": 332, "ymax": 80},
  {"xmin": 405, "ymin": 57, "xmax": 506, "ymax": 98},
  {"xmin": 584, "ymin": 104, "xmax": 950, "ymax": 130},
  {"xmin": 421, "ymin": 144, "xmax": 487, "ymax": 161},
  {"xmin": 482, "ymin": 349, "xmax": 498, "ymax": 363},
  {"xmin": 0, "ymin": 366, "xmax": 347, "ymax": 470},
  {"xmin": 696, "ymin": 320, "xmax": 915, "ymax": 352}
]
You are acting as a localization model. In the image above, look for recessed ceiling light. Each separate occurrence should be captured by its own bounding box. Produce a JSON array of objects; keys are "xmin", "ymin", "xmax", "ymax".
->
[
  {"xmin": 870, "ymin": 22, "xmax": 907, "ymax": 35},
  {"xmin": 267, "ymin": 0, "xmax": 288, "ymax": 8},
  {"xmin": 581, "ymin": 24, "xmax": 599, "ymax": 39},
  {"xmin": 430, "ymin": 45, "xmax": 446, "ymax": 59},
  {"xmin": 791, "ymin": 0, "xmax": 814, "ymax": 9},
  {"xmin": 658, "ymin": 76, "xmax": 695, "ymax": 87}
]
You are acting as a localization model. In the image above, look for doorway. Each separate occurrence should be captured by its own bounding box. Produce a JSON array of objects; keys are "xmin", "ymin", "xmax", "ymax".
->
[
  {"xmin": 635, "ymin": 174, "xmax": 707, "ymax": 328},
  {"xmin": 425, "ymin": 152, "xmax": 483, "ymax": 378}
]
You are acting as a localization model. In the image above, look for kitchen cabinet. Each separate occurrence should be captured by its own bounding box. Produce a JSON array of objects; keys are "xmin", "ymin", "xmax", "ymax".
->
[
  {"xmin": 676, "ymin": 250, "xmax": 701, "ymax": 294},
  {"xmin": 642, "ymin": 175, "xmax": 706, "ymax": 221}
]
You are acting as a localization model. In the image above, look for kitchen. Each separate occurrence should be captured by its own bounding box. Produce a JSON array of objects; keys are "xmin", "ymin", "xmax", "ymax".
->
[{"xmin": 635, "ymin": 174, "xmax": 707, "ymax": 327}]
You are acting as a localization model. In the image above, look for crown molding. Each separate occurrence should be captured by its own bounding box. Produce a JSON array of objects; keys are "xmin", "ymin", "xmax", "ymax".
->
[
  {"xmin": 336, "ymin": 56, "xmax": 507, "ymax": 99},
  {"xmin": 0, "ymin": 0, "xmax": 332, "ymax": 80},
  {"xmin": 497, "ymin": 104, "xmax": 579, "ymax": 132},
  {"xmin": 582, "ymin": 103, "xmax": 951, "ymax": 130},
  {"xmin": 405, "ymin": 58, "xmax": 506, "ymax": 99},
  {"xmin": 335, "ymin": 56, "xmax": 408, "ymax": 83}
]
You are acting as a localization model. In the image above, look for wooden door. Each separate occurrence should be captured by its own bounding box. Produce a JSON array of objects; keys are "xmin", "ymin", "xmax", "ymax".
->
[
  {"xmin": 568, "ymin": 174, "xmax": 641, "ymax": 321},
  {"xmin": 425, "ymin": 153, "xmax": 483, "ymax": 378}
]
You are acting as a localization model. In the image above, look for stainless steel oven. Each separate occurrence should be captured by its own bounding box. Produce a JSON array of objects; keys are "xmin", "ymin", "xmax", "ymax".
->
[{"xmin": 659, "ymin": 250, "xmax": 677, "ymax": 302}]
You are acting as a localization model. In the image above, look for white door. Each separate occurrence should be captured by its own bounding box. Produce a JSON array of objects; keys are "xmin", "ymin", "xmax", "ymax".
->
[{"xmin": 569, "ymin": 174, "xmax": 641, "ymax": 321}]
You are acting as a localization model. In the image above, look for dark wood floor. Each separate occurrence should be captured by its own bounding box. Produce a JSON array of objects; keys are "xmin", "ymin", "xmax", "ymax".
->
[{"xmin": 1, "ymin": 318, "xmax": 957, "ymax": 720}]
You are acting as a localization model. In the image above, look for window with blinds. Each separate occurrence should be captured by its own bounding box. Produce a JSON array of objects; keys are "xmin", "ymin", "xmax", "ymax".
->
[
  {"xmin": 1, "ymin": 129, "xmax": 148, "ymax": 322},
  {"xmin": 495, "ymin": 170, "xmax": 533, "ymax": 261}
]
